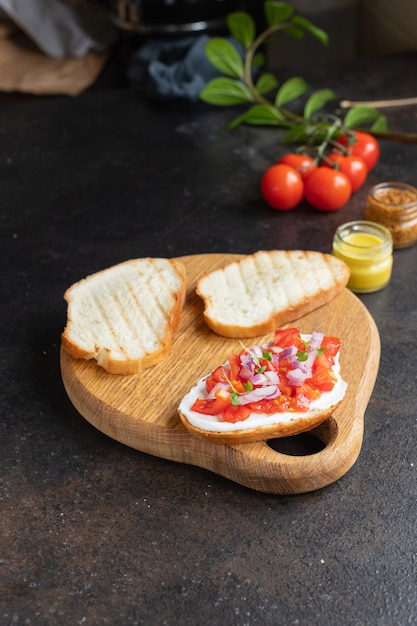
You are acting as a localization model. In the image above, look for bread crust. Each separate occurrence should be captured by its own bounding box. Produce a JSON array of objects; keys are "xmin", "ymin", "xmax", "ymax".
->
[
  {"xmin": 179, "ymin": 403, "xmax": 340, "ymax": 444},
  {"xmin": 61, "ymin": 258, "xmax": 186, "ymax": 375},
  {"xmin": 200, "ymin": 289, "xmax": 333, "ymax": 338}
]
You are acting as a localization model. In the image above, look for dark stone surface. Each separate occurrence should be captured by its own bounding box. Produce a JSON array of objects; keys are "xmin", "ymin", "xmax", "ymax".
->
[{"xmin": 2, "ymin": 50, "xmax": 417, "ymax": 625}]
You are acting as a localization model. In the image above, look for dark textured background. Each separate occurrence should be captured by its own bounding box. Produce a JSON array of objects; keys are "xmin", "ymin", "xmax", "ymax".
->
[{"xmin": 2, "ymin": 48, "xmax": 417, "ymax": 625}]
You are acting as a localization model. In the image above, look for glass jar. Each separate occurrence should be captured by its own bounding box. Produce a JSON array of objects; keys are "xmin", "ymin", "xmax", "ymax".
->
[
  {"xmin": 332, "ymin": 221, "xmax": 393, "ymax": 293},
  {"xmin": 364, "ymin": 181, "xmax": 417, "ymax": 249}
]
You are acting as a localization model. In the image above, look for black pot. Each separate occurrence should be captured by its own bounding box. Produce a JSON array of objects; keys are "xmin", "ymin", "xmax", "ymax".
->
[{"xmin": 111, "ymin": 0, "xmax": 242, "ymax": 35}]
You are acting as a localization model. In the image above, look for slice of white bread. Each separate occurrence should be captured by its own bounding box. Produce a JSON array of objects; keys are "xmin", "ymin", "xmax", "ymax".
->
[
  {"xmin": 196, "ymin": 250, "xmax": 350, "ymax": 338},
  {"xmin": 61, "ymin": 258, "xmax": 187, "ymax": 375}
]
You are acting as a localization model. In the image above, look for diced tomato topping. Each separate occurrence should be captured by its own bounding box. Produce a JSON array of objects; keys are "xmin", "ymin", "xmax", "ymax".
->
[
  {"xmin": 277, "ymin": 356, "xmax": 295, "ymax": 372},
  {"xmin": 205, "ymin": 363, "xmax": 230, "ymax": 393},
  {"xmin": 273, "ymin": 327, "xmax": 304, "ymax": 349},
  {"xmin": 273, "ymin": 395, "xmax": 292, "ymax": 412},
  {"xmin": 191, "ymin": 328, "xmax": 342, "ymax": 423},
  {"xmin": 290, "ymin": 394, "xmax": 310, "ymax": 412},
  {"xmin": 191, "ymin": 393, "xmax": 231, "ymax": 415},
  {"xmin": 278, "ymin": 379, "xmax": 293, "ymax": 396},
  {"xmin": 313, "ymin": 352, "xmax": 332, "ymax": 370},
  {"xmin": 211, "ymin": 365, "xmax": 229, "ymax": 383},
  {"xmin": 227, "ymin": 353, "xmax": 241, "ymax": 379},
  {"xmin": 295, "ymin": 383, "xmax": 321, "ymax": 401},
  {"xmin": 222, "ymin": 404, "xmax": 251, "ymax": 423},
  {"xmin": 229, "ymin": 379, "xmax": 245, "ymax": 394},
  {"xmin": 307, "ymin": 366, "xmax": 336, "ymax": 392},
  {"xmin": 248, "ymin": 399, "xmax": 280, "ymax": 414},
  {"xmin": 322, "ymin": 336, "xmax": 341, "ymax": 358}
]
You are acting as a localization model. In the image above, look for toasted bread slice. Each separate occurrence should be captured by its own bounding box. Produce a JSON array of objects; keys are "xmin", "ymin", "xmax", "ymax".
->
[
  {"xmin": 178, "ymin": 332, "xmax": 347, "ymax": 444},
  {"xmin": 196, "ymin": 250, "xmax": 350, "ymax": 338},
  {"xmin": 61, "ymin": 258, "xmax": 186, "ymax": 375},
  {"xmin": 179, "ymin": 402, "xmax": 342, "ymax": 444}
]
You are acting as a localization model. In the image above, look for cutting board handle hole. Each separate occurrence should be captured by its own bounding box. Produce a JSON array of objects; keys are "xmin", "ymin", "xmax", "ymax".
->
[
  {"xmin": 267, "ymin": 433, "xmax": 326, "ymax": 456},
  {"xmin": 266, "ymin": 417, "xmax": 337, "ymax": 457}
]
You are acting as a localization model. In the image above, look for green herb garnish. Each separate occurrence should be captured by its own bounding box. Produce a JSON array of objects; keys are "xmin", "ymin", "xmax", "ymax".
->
[{"xmin": 230, "ymin": 391, "xmax": 240, "ymax": 405}]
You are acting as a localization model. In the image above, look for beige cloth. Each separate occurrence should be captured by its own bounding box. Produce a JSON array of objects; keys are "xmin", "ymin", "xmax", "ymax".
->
[{"xmin": 0, "ymin": 20, "xmax": 109, "ymax": 96}]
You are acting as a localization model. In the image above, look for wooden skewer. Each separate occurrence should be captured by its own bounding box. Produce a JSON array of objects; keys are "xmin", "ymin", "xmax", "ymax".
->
[{"xmin": 340, "ymin": 96, "xmax": 417, "ymax": 109}]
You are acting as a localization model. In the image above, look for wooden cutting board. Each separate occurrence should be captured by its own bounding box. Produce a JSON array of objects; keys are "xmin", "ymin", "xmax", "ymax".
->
[{"xmin": 60, "ymin": 253, "xmax": 380, "ymax": 494}]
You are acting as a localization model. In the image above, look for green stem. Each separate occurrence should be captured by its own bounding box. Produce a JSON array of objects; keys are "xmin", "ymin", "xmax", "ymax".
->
[
  {"xmin": 244, "ymin": 22, "xmax": 286, "ymax": 100},
  {"xmin": 370, "ymin": 130, "xmax": 417, "ymax": 144},
  {"xmin": 243, "ymin": 20, "xmax": 301, "ymax": 123},
  {"xmin": 239, "ymin": 14, "xmax": 417, "ymax": 147}
]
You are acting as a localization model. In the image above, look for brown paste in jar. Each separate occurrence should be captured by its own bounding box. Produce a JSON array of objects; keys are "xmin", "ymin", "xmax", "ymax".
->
[{"xmin": 364, "ymin": 183, "xmax": 417, "ymax": 249}]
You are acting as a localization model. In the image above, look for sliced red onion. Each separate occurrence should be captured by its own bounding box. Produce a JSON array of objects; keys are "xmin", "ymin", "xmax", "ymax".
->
[
  {"xmin": 240, "ymin": 352, "xmax": 256, "ymax": 372},
  {"xmin": 286, "ymin": 368, "xmax": 308, "ymax": 387},
  {"xmin": 249, "ymin": 345, "xmax": 263, "ymax": 358},
  {"xmin": 250, "ymin": 373, "xmax": 268, "ymax": 386},
  {"xmin": 280, "ymin": 346, "xmax": 297, "ymax": 359},
  {"xmin": 310, "ymin": 330, "xmax": 324, "ymax": 348},
  {"xmin": 265, "ymin": 370, "xmax": 279, "ymax": 385},
  {"xmin": 239, "ymin": 365, "xmax": 254, "ymax": 379},
  {"xmin": 294, "ymin": 364, "xmax": 313, "ymax": 378},
  {"xmin": 307, "ymin": 348, "xmax": 318, "ymax": 366},
  {"xmin": 239, "ymin": 385, "xmax": 281, "ymax": 405}
]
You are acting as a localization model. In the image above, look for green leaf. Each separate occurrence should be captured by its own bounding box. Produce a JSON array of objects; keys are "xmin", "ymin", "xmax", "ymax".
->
[
  {"xmin": 371, "ymin": 114, "xmax": 388, "ymax": 132},
  {"xmin": 264, "ymin": 1, "xmax": 294, "ymax": 27},
  {"xmin": 282, "ymin": 123, "xmax": 309, "ymax": 143},
  {"xmin": 230, "ymin": 391, "xmax": 240, "ymax": 405},
  {"xmin": 275, "ymin": 76, "xmax": 309, "ymax": 107},
  {"xmin": 205, "ymin": 38, "xmax": 244, "ymax": 78},
  {"xmin": 227, "ymin": 11, "xmax": 256, "ymax": 49},
  {"xmin": 283, "ymin": 24, "xmax": 305, "ymax": 40},
  {"xmin": 255, "ymin": 72, "xmax": 279, "ymax": 95},
  {"xmin": 228, "ymin": 104, "xmax": 288, "ymax": 129},
  {"xmin": 200, "ymin": 77, "xmax": 252, "ymax": 106},
  {"xmin": 292, "ymin": 15, "xmax": 329, "ymax": 46},
  {"xmin": 343, "ymin": 105, "xmax": 381, "ymax": 128},
  {"xmin": 304, "ymin": 88, "xmax": 336, "ymax": 119},
  {"xmin": 252, "ymin": 51, "xmax": 266, "ymax": 67}
]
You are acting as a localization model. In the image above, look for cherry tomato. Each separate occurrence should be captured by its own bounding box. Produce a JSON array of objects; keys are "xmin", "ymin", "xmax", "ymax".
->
[
  {"xmin": 338, "ymin": 131, "xmax": 380, "ymax": 171},
  {"xmin": 304, "ymin": 167, "xmax": 352, "ymax": 212},
  {"xmin": 278, "ymin": 153, "xmax": 317, "ymax": 179},
  {"xmin": 323, "ymin": 153, "xmax": 368, "ymax": 191},
  {"xmin": 261, "ymin": 164, "xmax": 304, "ymax": 211}
]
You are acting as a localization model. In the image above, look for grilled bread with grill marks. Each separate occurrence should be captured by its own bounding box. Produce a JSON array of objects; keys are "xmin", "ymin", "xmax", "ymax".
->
[
  {"xmin": 196, "ymin": 250, "xmax": 350, "ymax": 338},
  {"xmin": 61, "ymin": 258, "xmax": 187, "ymax": 374}
]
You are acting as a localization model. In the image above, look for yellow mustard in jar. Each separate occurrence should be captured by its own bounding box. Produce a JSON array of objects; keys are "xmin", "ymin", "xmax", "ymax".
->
[
  {"xmin": 364, "ymin": 181, "xmax": 417, "ymax": 249},
  {"xmin": 332, "ymin": 221, "xmax": 393, "ymax": 293}
]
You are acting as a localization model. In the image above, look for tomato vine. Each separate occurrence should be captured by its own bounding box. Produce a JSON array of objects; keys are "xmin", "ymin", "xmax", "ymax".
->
[{"xmin": 199, "ymin": 1, "xmax": 417, "ymax": 151}]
